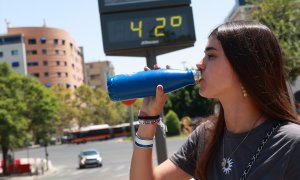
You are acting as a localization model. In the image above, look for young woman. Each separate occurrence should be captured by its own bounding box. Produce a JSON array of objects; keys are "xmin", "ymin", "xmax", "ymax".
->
[{"xmin": 130, "ymin": 20, "xmax": 300, "ymax": 180}]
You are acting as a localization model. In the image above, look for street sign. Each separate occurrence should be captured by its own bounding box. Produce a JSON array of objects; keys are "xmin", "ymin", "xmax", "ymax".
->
[
  {"xmin": 98, "ymin": 0, "xmax": 196, "ymax": 56},
  {"xmin": 100, "ymin": 6, "xmax": 195, "ymax": 56}
]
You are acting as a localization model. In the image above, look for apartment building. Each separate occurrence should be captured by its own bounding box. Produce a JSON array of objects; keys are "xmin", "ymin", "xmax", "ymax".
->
[
  {"xmin": 7, "ymin": 26, "xmax": 85, "ymax": 89},
  {"xmin": 0, "ymin": 34, "xmax": 27, "ymax": 75},
  {"xmin": 85, "ymin": 61, "xmax": 114, "ymax": 90}
]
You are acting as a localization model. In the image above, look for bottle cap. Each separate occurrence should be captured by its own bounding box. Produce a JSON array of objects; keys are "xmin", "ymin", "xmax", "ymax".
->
[{"xmin": 192, "ymin": 70, "xmax": 201, "ymax": 83}]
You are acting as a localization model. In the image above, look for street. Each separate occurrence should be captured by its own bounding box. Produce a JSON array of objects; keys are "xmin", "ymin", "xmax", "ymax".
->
[{"xmin": 11, "ymin": 137, "xmax": 187, "ymax": 180}]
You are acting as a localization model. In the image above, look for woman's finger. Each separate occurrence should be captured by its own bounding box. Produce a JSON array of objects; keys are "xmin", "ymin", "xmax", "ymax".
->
[
  {"xmin": 144, "ymin": 66, "xmax": 151, "ymax": 71},
  {"xmin": 154, "ymin": 64, "xmax": 161, "ymax": 69}
]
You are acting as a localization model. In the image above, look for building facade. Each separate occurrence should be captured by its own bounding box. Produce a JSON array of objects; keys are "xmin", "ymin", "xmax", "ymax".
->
[
  {"xmin": 226, "ymin": 0, "xmax": 255, "ymax": 21},
  {"xmin": 0, "ymin": 34, "xmax": 27, "ymax": 75},
  {"xmin": 7, "ymin": 26, "xmax": 85, "ymax": 89},
  {"xmin": 85, "ymin": 61, "xmax": 114, "ymax": 90}
]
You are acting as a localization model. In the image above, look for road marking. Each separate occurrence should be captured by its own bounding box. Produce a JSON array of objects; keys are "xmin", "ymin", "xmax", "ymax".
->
[{"xmin": 115, "ymin": 165, "xmax": 126, "ymax": 171}]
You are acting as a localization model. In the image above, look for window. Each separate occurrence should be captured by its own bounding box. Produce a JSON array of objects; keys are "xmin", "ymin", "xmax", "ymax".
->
[
  {"xmin": 55, "ymin": 49, "xmax": 59, "ymax": 55},
  {"xmin": 62, "ymin": 40, "xmax": 65, "ymax": 45},
  {"xmin": 27, "ymin": 61, "xmax": 39, "ymax": 66},
  {"xmin": 28, "ymin": 38, "xmax": 37, "ymax": 44},
  {"xmin": 54, "ymin": 38, "xmax": 59, "ymax": 45},
  {"xmin": 11, "ymin": 62, "xmax": 19, "ymax": 67},
  {"xmin": 0, "ymin": 52, "xmax": 3, "ymax": 58},
  {"xmin": 31, "ymin": 73, "xmax": 39, "ymax": 78},
  {"xmin": 40, "ymin": 37, "xmax": 47, "ymax": 44},
  {"xmin": 56, "ymin": 61, "xmax": 60, "ymax": 66},
  {"xmin": 3, "ymin": 36, "xmax": 21, "ymax": 44},
  {"xmin": 44, "ymin": 72, "xmax": 49, "ymax": 77},
  {"xmin": 11, "ymin": 50, "xmax": 19, "ymax": 56},
  {"xmin": 64, "ymin": 62, "xmax": 67, "ymax": 66},
  {"xmin": 27, "ymin": 50, "xmax": 37, "ymax": 55},
  {"xmin": 66, "ymin": 83, "xmax": 71, "ymax": 88},
  {"xmin": 45, "ymin": 83, "xmax": 51, "ymax": 87},
  {"xmin": 58, "ymin": 83, "xmax": 64, "ymax": 87},
  {"xmin": 57, "ymin": 72, "xmax": 61, "ymax": 77},
  {"xmin": 42, "ymin": 49, "xmax": 47, "ymax": 55},
  {"xmin": 65, "ymin": 72, "xmax": 68, "ymax": 77},
  {"xmin": 43, "ymin": 61, "xmax": 48, "ymax": 66}
]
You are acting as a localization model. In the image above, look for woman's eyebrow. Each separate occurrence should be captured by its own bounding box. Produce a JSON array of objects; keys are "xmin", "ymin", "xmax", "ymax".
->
[{"xmin": 204, "ymin": 46, "xmax": 217, "ymax": 53}]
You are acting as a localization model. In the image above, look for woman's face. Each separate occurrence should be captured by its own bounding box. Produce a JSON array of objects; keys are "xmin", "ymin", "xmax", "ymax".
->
[{"xmin": 197, "ymin": 36, "xmax": 240, "ymax": 99}]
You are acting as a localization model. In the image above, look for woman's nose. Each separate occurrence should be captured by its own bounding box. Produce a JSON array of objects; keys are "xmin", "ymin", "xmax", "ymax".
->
[{"xmin": 196, "ymin": 60, "xmax": 204, "ymax": 70}]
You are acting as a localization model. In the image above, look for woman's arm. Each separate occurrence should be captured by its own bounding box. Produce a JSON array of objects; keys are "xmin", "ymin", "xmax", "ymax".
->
[
  {"xmin": 130, "ymin": 122, "xmax": 192, "ymax": 180},
  {"xmin": 130, "ymin": 65, "xmax": 192, "ymax": 180}
]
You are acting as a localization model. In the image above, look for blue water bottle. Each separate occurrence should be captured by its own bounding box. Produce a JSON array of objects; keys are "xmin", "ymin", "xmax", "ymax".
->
[{"xmin": 107, "ymin": 69, "xmax": 201, "ymax": 101}]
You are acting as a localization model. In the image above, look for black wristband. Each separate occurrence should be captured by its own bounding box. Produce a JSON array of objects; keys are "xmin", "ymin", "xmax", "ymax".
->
[{"xmin": 137, "ymin": 115, "xmax": 160, "ymax": 120}]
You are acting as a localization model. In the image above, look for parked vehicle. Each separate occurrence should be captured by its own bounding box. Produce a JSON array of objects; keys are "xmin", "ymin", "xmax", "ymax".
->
[{"xmin": 78, "ymin": 149, "xmax": 102, "ymax": 169}]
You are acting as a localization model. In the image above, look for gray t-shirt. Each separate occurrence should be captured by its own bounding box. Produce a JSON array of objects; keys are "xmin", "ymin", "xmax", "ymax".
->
[{"xmin": 170, "ymin": 120, "xmax": 300, "ymax": 180}]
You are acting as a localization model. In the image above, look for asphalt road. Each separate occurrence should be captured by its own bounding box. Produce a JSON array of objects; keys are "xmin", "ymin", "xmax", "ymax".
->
[{"xmin": 10, "ymin": 136, "xmax": 187, "ymax": 180}]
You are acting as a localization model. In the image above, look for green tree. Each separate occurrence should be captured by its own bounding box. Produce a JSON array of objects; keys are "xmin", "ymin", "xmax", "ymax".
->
[
  {"xmin": 248, "ymin": 0, "xmax": 300, "ymax": 82},
  {"xmin": 165, "ymin": 110, "xmax": 181, "ymax": 136},
  {"xmin": 0, "ymin": 63, "xmax": 29, "ymax": 174},
  {"xmin": 51, "ymin": 86, "xmax": 75, "ymax": 138},
  {"xmin": 93, "ymin": 88, "xmax": 128, "ymax": 125},
  {"xmin": 21, "ymin": 76, "xmax": 60, "ymax": 145},
  {"xmin": 164, "ymin": 84, "xmax": 216, "ymax": 119},
  {"xmin": 0, "ymin": 62, "xmax": 60, "ymax": 174},
  {"xmin": 74, "ymin": 85, "xmax": 95, "ymax": 128}
]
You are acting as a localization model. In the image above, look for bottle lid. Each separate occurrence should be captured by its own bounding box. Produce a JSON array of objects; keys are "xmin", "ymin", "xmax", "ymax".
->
[{"xmin": 192, "ymin": 70, "xmax": 201, "ymax": 83}]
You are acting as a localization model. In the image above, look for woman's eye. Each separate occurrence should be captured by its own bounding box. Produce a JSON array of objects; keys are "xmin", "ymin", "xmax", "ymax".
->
[{"xmin": 207, "ymin": 54, "xmax": 215, "ymax": 59}]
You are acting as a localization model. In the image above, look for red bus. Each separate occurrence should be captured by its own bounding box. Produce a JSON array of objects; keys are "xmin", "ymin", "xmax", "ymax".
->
[
  {"xmin": 66, "ymin": 124, "xmax": 112, "ymax": 144},
  {"xmin": 111, "ymin": 122, "xmax": 139, "ymax": 138}
]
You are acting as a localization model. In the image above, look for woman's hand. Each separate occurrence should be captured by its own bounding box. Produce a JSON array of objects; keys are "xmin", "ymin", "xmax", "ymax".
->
[{"xmin": 140, "ymin": 65, "xmax": 169, "ymax": 116}]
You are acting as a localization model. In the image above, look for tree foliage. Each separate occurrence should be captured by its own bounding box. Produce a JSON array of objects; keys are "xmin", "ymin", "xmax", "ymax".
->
[
  {"xmin": 164, "ymin": 84, "xmax": 216, "ymax": 119},
  {"xmin": 22, "ymin": 76, "xmax": 60, "ymax": 144},
  {"xmin": 51, "ymin": 86, "xmax": 75, "ymax": 138},
  {"xmin": 248, "ymin": 0, "xmax": 300, "ymax": 82},
  {"xmin": 165, "ymin": 110, "xmax": 181, "ymax": 136},
  {"xmin": 0, "ymin": 62, "xmax": 59, "ymax": 174}
]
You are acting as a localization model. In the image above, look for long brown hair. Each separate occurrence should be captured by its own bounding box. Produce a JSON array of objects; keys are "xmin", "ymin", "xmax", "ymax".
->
[{"xmin": 196, "ymin": 21, "xmax": 299, "ymax": 180}]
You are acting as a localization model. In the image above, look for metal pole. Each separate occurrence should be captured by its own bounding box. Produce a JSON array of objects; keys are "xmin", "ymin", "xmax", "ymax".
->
[
  {"xmin": 146, "ymin": 49, "xmax": 168, "ymax": 165},
  {"xmin": 45, "ymin": 145, "xmax": 49, "ymax": 171},
  {"xmin": 27, "ymin": 147, "xmax": 29, "ymax": 161},
  {"xmin": 129, "ymin": 104, "xmax": 135, "ymax": 148}
]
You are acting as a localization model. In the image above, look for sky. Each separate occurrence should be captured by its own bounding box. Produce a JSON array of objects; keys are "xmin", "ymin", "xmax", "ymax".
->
[{"xmin": 0, "ymin": 0, "xmax": 236, "ymax": 75}]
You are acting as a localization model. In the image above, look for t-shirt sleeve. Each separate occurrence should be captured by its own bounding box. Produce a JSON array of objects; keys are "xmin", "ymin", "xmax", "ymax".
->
[
  {"xmin": 169, "ymin": 125, "xmax": 206, "ymax": 177},
  {"xmin": 284, "ymin": 138, "xmax": 300, "ymax": 179}
]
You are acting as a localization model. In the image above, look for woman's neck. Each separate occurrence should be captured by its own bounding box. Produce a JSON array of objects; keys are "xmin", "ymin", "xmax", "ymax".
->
[{"xmin": 220, "ymin": 96, "xmax": 267, "ymax": 133}]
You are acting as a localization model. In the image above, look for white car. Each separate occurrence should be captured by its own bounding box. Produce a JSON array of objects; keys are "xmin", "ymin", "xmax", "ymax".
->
[{"xmin": 79, "ymin": 149, "xmax": 102, "ymax": 169}]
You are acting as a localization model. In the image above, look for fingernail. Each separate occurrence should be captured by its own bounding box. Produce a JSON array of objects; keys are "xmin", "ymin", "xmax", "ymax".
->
[{"xmin": 157, "ymin": 85, "xmax": 163, "ymax": 90}]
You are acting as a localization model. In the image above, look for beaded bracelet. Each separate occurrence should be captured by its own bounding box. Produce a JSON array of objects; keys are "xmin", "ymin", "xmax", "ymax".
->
[
  {"xmin": 137, "ymin": 115, "xmax": 160, "ymax": 120},
  {"xmin": 134, "ymin": 133, "xmax": 154, "ymax": 148},
  {"xmin": 138, "ymin": 118, "xmax": 161, "ymax": 125},
  {"xmin": 137, "ymin": 110, "xmax": 168, "ymax": 137}
]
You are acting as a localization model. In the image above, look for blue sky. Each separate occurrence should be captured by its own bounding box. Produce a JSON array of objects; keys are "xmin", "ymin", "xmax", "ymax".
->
[{"xmin": 0, "ymin": 0, "xmax": 236, "ymax": 74}]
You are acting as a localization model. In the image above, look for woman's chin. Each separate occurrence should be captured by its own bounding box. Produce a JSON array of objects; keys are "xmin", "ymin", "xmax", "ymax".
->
[{"xmin": 199, "ymin": 90, "xmax": 214, "ymax": 99}]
